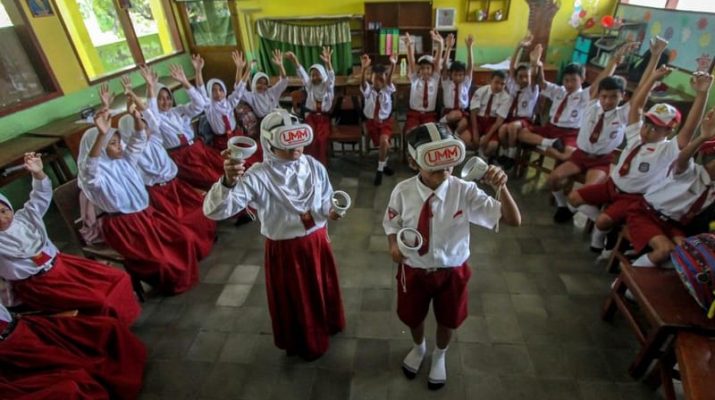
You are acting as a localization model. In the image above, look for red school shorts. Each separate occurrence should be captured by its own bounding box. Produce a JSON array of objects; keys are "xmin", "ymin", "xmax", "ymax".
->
[
  {"xmin": 505, "ymin": 116, "xmax": 532, "ymax": 130},
  {"xmin": 576, "ymin": 178, "xmax": 643, "ymax": 224},
  {"xmin": 476, "ymin": 116, "xmax": 500, "ymax": 142},
  {"xmin": 366, "ymin": 117, "xmax": 394, "ymax": 146},
  {"xmin": 396, "ymin": 263, "xmax": 471, "ymax": 330},
  {"xmin": 530, "ymin": 123, "xmax": 578, "ymax": 148},
  {"xmin": 626, "ymin": 200, "xmax": 685, "ymax": 253},
  {"xmin": 568, "ymin": 149, "xmax": 613, "ymax": 174},
  {"xmin": 404, "ymin": 109, "xmax": 437, "ymax": 134},
  {"xmin": 441, "ymin": 108, "xmax": 471, "ymax": 131}
]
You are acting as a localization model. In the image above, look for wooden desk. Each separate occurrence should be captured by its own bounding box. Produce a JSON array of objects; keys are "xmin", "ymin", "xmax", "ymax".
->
[{"xmin": 0, "ymin": 136, "xmax": 72, "ymax": 186}]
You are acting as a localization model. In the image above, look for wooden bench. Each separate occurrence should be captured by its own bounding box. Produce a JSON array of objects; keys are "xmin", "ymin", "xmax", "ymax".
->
[{"xmin": 0, "ymin": 136, "xmax": 73, "ymax": 186}]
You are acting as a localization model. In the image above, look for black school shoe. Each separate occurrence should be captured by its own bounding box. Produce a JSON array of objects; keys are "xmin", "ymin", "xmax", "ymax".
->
[
  {"xmin": 382, "ymin": 165, "xmax": 395, "ymax": 176},
  {"xmin": 427, "ymin": 380, "xmax": 446, "ymax": 391},
  {"xmin": 552, "ymin": 138, "xmax": 565, "ymax": 153},
  {"xmin": 497, "ymin": 156, "xmax": 515, "ymax": 171},
  {"xmin": 553, "ymin": 207, "xmax": 574, "ymax": 223},
  {"xmin": 374, "ymin": 171, "xmax": 383, "ymax": 186}
]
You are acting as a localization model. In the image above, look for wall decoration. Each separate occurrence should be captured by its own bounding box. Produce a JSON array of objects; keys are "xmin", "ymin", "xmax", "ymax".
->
[
  {"xmin": 435, "ymin": 8, "xmax": 456, "ymax": 30},
  {"xmin": 26, "ymin": 0, "xmax": 53, "ymax": 17}
]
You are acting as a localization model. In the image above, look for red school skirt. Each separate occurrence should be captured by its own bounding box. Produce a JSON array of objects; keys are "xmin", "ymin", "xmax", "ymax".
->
[
  {"xmin": 264, "ymin": 227, "xmax": 345, "ymax": 360},
  {"xmin": 148, "ymin": 178, "xmax": 217, "ymax": 260},
  {"xmin": 168, "ymin": 139, "xmax": 224, "ymax": 191},
  {"xmin": 0, "ymin": 315, "xmax": 146, "ymax": 400},
  {"xmin": 11, "ymin": 253, "xmax": 141, "ymax": 326},
  {"xmin": 305, "ymin": 112, "xmax": 331, "ymax": 166},
  {"xmin": 101, "ymin": 207, "xmax": 199, "ymax": 295},
  {"xmin": 0, "ymin": 368, "xmax": 109, "ymax": 400}
]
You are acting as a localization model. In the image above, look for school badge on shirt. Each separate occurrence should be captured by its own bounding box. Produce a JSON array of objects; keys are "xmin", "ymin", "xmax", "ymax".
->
[{"xmin": 638, "ymin": 162, "xmax": 650, "ymax": 173}]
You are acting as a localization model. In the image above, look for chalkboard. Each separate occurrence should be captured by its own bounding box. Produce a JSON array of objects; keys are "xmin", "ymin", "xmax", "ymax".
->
[{"xmin": 616, "ymin": 3, "xmax": 715, "ymax": 73}]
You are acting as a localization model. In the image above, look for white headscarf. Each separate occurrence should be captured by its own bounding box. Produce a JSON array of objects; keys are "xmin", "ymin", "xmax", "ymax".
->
[
  {"xmin": 308, "ymin": 64, "xmax": 329, "ymax": 100},
  {"xmin": 77, "ymin": 127, "xmax": 149, "ymax": 214},
  {"xmin": 206, "ymin": 79, "xmax": 227, "ymax": 101},
  {"xmin": 0, "ymin": 193, "xmax": 47, "ymax": 259},
  {"xmin": 117, "ymin": 114, "xmax": 177, "ymax": 185},
  {"xmin": 251, "ymin": 72, "xmax": 270, "ymax": 91}
]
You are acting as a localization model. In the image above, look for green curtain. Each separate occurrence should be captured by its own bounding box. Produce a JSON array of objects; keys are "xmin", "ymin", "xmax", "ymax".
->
[{"xmin": 256, "ymin": 19, "xmax": 353, "ymax": 76}]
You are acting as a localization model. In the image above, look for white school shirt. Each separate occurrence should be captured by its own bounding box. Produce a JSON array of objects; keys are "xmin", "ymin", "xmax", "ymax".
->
[
  {"xmin": 199, "ymin": 81, "xmax": 246, "ymax": 135},
  {"xmin": 542, "ymin": 82, "xmax": 591, "ymax": 129},
  {"xmin": 409, "ymin": 72, "xmax": 440, "ymax": 112},
  {"xmin": 611, "ymin": 121, "xmax": 680, "ymax": 194},
  {"xmin": 0, "ymin": 304, "xmax": 10, "ymax": 323},
  {"xmin": 576, "ymin": 100, "xmax": 630, "ymax": 155},
  {"xmin": 469, "ymin": 86, "xmax": 511, "ymax": 119},
  {"xmin": 242, "ymin": 78, "xmax": 289, "ymax": 118},
  {"xmin": 505, "ymin": 77, "xmax": 540, "ymax": 119},
  {"xmin": 383, "ymin": 175, "xmax": 502, "ymax": 269},
  {"xmin": 441, "ymin": 76, "xmax": 473, "ymax": 110},
  {"xmin": 645, "ymin": 160, "xmax": 715, "ymax": 222},
  {"xmin": 134, "ymin": 133, "xmax": 178, "ymax": 186},
  {"xmin": 145, "ymin": 87, "xmax": 205, "ymax": 149},
  {"xmin": 362, "ymin": 82, "xmax": 396, "ymax": 121},
  {"xmin": 0, "ymin": 178, "xmax": 59, "ymax": 281},
  {"xmin": 203, "ymin": 155, "xmax": 334, "ymax": 241},
  {"xmin": 297, "ymin": 66, "xmax": 336, "ymax": 113}
]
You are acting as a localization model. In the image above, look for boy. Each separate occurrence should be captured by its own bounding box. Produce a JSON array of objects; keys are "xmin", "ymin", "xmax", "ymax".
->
[
  {"xmin": 469, "ymin": 70, "xmax": 511, "ymax": 158},
  {"xmin": 569, "ymin": 37, "xmax": 712, "ymax": 251},
  {"xmin": 625, "ymin": 108, "xmax": 715, "ymax": 267},
  {"xmin": 403, "ymin": 31, "xmax": 444, "ymax": 134},
  {"xmin": 361, "ymin": 53, "xmax": 398, "ymax": 186},
  {"xmin": 440, "ymin": 34, "xmax": 474, "ymax": 138},
  {"xmin": 497, "ymin": 33, "xmax": 541, "ymax": 170},
  {"xmin": 286, "ymin": 48, "xmax": 336, "ymax": 165},
  {"xmin": 383, "ymin": 123, "xmax": 521, "ymax": 390},
  {"xmin": 546, "ymin": 42, "xmax": 639, "ymax": 223}
]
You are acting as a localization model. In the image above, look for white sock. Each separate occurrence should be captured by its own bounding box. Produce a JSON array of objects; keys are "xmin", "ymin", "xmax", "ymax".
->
[
  {"xmin": 402, "ymin": 339, "xmax": 426, "ymax": 374},
  {"xmin": 507, "ymin": 147, "xmax": 517, "ymax": 158},
  {"xmin": 590, "ymin": 228, "xmax": 609, "ymax": 249},
  {"xmin": 428, "ymin": 346, "xmax": 448, "ymax": 384},
  {"xmin": 541, "ymin": 138, "xmax": 556, "ymax": 148},
  {"xmin": 377, "ymin": 161, "xmax": 386, "ymax": 171},
  {"xmin": 633, "ymin": 254, "xmax": 656, "ymax": 268},
  {"xmin": 498, "ymin": 147, "xmax": 507, "ymax": 157},
  {"xmin": 578, "ymin": 204, "xmax": 601, "ymax": 221},
  {"xmin": 567, "ymin": 203, "xmax": 578, "ymax": 213},
  {"xmin": 536, "ymin": 144, "xmax": 547, "ymax": 152},
  {"xmin": 552, "ymin": 191, "xmax": 568, "ymax": 208}
]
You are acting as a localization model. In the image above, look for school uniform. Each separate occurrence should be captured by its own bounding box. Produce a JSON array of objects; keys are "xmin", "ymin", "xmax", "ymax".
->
[
  {"xmin": 627, "ymin": 160, "xmax": 715, "ymax": 252},
  {"xmin": 568, "ymin": 100, "xmax": 629, "ymax": 173},
  {"xmin": 78, "ymin": 127, "xmax": 199, "ymax": 295},
  {"xmin": 532, "ymin": 83, "xmax": 591, "ymax": 148},
  {"xmin": 383, "ymin": 175, "xmax": 501, "ymax": 329},
  {"xmin": 404, "ymin": 72, "xmax": 440, "ymax": 133},
  {"xmin": 243, "ymin": 73, "xmax": 289, "ymax": 119},
  {"xmin": 362, "ymin": 82, "xmax": 397, "ymax": 145},
  {"xmin": 440, "ymin": 77, "xmax": 472, "ymax": 128},
  {"xmin": 0, "ymin": 183, "xmax": 140, "ymax": 325},
  {"xmin": 469, "ymin": 86, "xmax": 511, "ymax": 141},
  {"xmin": 298, "ymin": 65, "xmax": 335, "ymax": 165},
  {"xmin": 144, "ymin": 85, "xmax": 224, "ymax": 191},
  {"xmin": 577, "ymin": 121, "xmax": 680, "ymax": 223},
  {"xmin": 199, "ymin": 79, "xmax": 250, "ymax": 151},
  {"xmin": 204, "ymin": 148, "xmax": 345, "ymax": 360},
  {"xmin": 504, "ymin": 76, "xmax": 539, "ymax": 126},
  {"xmin": 0, "ymin": 306, "xmax": 146, "ymax": 400}
]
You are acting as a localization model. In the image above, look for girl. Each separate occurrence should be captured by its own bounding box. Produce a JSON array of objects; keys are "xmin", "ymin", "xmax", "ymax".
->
[
  {"xmin": 203, "ymin": 110, "xmax": 345, "ymax": 360},
  {"xmin": 141, "ymin": 64, "xmax": 225, "ymax": 190},
  {"xmin": 78, "ymin": 109, "xmax": 199, "ymax": 295},
  {"xmin": 242, "ymin": 49, "xmax": 290, "ymax": 124},
  {"xmin": 0, "ymin": 152, "xmax": 140, "ymax": 325}
]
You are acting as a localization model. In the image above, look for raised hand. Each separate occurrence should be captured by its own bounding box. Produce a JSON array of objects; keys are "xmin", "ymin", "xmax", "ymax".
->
[
  {"xmin": 320, "ymin": 47, "xmax": 333, "ymax": 64},
  {"xmin": 649, "ymin": 35, "xmax": 668, "ymax": 54},
  {"xmin": 614, "ymin": 41, "xmax": 640, "ymax": 63},
  {"xmin": 465, "ymin": 33, "xmax": 474, "ymax": 47},
  {"xmin": 169, "ymin": 64, "xmax": 189, "ymax": 86},
  {"xmin": 191, "ymin": 54, "xmax": 205, "ymax": 71},
  {"xmin": 691, "ymin": 72, "xmax": 714, "ymax": 93},
  {"xmin": 272, "ymin": 49, "xmax": 284, "ymax": 66},
  {"xmin": 120, "ymin": 75, "xmax": 133, "ymax": 94},
  {"xmin": 402, "ymin": 32, "xmax": 413, "ymax": 46},
  {"xmin": 93, "ymin": 109, "xmax": 112, "ymax": 134},
  {"xmin": 389, "ymin": 52, "xmax": 398, "ymax": 65},
  {"xmin": 98, "ymin": 83, "xmax": 115, "ymax": 108},
  {"xmin": 653, "ymin": 64, "xmax": 673, "ymax": 80},
  {"xmin": 529, "ymin": 44, "xmax": 543, "ymax": 65},
  {"xmin": 23, "ymin": 152, "xmax": 43, "ymax": 175},
  {"xmin": 139, "ymin": 65, "xmax": 158, "ymax": 87},
  {"xmin": 520, "ymin": 31, "xmax": 534, "ymax": 47},
  {"xmin": 284, "ymin": 51, "xmax": 298, "ymax": 64},
  {"xmin": 430, "ymin": 30, "xmax": 444, "ymax": 44},
  {"xmin": 232, "ymin": 50, "xmax": 246, "ymax": 69},
  {"xmin": 701, "ymin": 108, "xmax": 715, "ymax": 138},
  {"xmin": 445, "ymin": 33, "xmax": 455, "ymax": 48},
  {"xmin": 220, "ymin": 149, "xmax": 246, "ymax": 186}
]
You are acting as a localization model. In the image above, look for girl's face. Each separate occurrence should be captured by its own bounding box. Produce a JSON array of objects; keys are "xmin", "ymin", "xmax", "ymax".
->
[
  {"xmin": 157, "ymin": 89, "xmax": 173, "ymax": 112},
  {"xmin": 255, "ymin": 78, "xmax": 269, "ymax": 93},
  {"xmin": 0, "ymin": 203, "xmax": 13, "ymax": 231},
  {"xmin": 105, "ymin": 132, "xmax": 123, "ymax": 160},
  {"xmin": 310, "ymin": 69, "xmax": 323, "ymax": 85},
  {"xmin": 274, "ymin": 146, "xmax": 303, "ymax": 161},
  {"xmin": 212, "ymin": 83, "xmax": 226, "ymax": 102}
]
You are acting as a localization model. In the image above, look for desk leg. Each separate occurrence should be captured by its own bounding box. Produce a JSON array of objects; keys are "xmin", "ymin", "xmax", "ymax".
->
[
  {"xmin": 601, "ymin": 276, "xmax": 623, "ymax": 321},
  {"xmin": 52, "ymin": 144, "xmax": 73, "ymax": 182},
  {"xmin": 629, "ymin": 328, "xmax": 673, "ymax": 379}
]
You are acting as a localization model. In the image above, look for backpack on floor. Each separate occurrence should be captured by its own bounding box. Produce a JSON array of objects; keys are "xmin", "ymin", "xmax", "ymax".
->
[{"xmin": 671, "ymin": 233, "xmax": 715, "ymax": 319}]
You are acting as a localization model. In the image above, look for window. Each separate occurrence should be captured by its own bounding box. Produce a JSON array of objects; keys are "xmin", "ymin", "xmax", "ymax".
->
[
  {"xmin": 622, "ymin": 0, "xmax": 667, "ymax": 7},
  {"xmin": 675, "ymin": 0, "xmax": 715, "ymax": 13},
  {"xmin": 55, "ymin": 0, "xmax": 182, "ymax": 81},
  {"xmin": 0, "ymin": 0, "xmax": 60, "ymax": 115},
  {"xmin": 180, "ymin": 0, "xmax": 237, "ymax": 46}
]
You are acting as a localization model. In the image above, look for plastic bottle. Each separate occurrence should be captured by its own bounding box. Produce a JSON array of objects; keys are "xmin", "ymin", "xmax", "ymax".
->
[{"xmin": 400, "ymin": 57, "xmax": 407, "ymax": 77}]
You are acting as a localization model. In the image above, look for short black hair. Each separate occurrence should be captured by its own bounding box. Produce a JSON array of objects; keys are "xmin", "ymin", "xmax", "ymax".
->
[
  {"xmin": 514, "ymin": 64, "xmax": 529, "ymax": 76},
  {"xmin": 372, "ymin": 64, "xmax": 387, "ymax": 74},
  {"xmin": 491, "ymin": 70, "xmax": 507, "ymax": 80},
  {"xmin": 449, "ymin": 61, "xmax": 466, "ymax": 73},
  {"xmin": 598, "ymin": 76, "xmax": 626, "ymax": 93},
  {"xmin": 418, "ymin": 58, "xmax": 433, "ymax": 66},
  {"xmin": 563, "ymin": 63, "xmax": 584, "ymax": 78}
]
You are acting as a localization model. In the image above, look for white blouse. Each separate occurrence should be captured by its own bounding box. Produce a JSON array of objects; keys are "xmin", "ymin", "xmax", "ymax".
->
[
  {"xmin": 199, "ymin": 81, "xmax": 246, "ymax": 135},
  {"xmin": 243, "ymin": 78, "xmax": 289, "ymax": 118},
  {"xmin": 145, "ymin": 87, "xmax": 206, "ymax": 149}
]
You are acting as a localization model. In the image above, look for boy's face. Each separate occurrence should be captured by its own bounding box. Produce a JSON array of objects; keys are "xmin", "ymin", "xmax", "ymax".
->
[
  {"xmin": 157, "ymin": 89, "xmax": 173, "ymax": 112},
  {"xmin": 640, "ymin": 121, "xmax": 671, "ymax": 143},
  {"xmin": 450, "ymin": 70, "xmax": 466, "ymax": 84},
  {"xmin": 598, "ymin": 89, "xmax": 623, "ymax": 112},
  {"xmin": 490, "ymin": 76, "xmax": 506, "ymax": 94},
  {"xmin": 0, "ymin": 203, "xmax": 13, "ymax": 231},
  {"xmin": 371, "ymin": 73, "xmax": 387, "ymax": 89},
  {"xmin": 255, "ymin": 77, "xmax": 269, "ymax": 93},
  {"xmin": 563, "ymin": 73, "xmax": 583, "ymax": 93},
  {"xmin": 419, "ymin": 63, "xmax": 433, "ymax": 80},
  {"xmin": 274, "ymin": 146, "xmax": 304, "ymax": 161},
  {"xmin": 105, "ymin": 132, "xmax": 123, "ymax": 160},
  {"xmin": 417, "ymin": 166, "xmax": 452, "ymax": 189},
  {"xmin": 310, "ymin": 69, "xmax": 323, "ymax": 85},
  {"xmin": 211, "ymin": 83, "xmax": 226, "ymax": 102},
  {"xmin": 515, "ymin": 68, "xmax": 530, "ymax": 88}
]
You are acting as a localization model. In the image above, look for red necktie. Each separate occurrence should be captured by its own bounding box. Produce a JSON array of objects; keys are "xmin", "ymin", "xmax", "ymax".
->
[
  {"xmin": 681, "ymin": 189, "xmax": 711, "ymax": 224},
  {"xmin": 417, "ymin": 194, "xmax": 435, "ymax": 256},
  {"xmin": 508, "ymin": 90, "xmax": 522, "ymax": 119},
  {"xmin": 422, "ymin": 81, "xmax": 429, "ymax": 109},
  {"xmin": 178, "ymin": 134, "xmax": 188, "ymax": 146},
  {"xmin": 222, "ymin": 114, "xmax": 232, "ymax": 135},
  {"xmin": 484, "ymin": 94, "xmax": 494, "ymax": 116},
  {"xmin": 453, "ymin": 83, "xmax": 460, "ymax": 110},
  {"xmin": 618, "ymin": 144, "xmax": 643, "ymax": 176},
  {"xmin": 552, "ymin": 95, "xmax": 569, "ymax": 124},
  {"xmin": 589, "ymin": 113, "xmax": 605, "ymax": 144},
  {"xmin": 373, "ymin": 92, "xmax": 381, "ymax": 120}
]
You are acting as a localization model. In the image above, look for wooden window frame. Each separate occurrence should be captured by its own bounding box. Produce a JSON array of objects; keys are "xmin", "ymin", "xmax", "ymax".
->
[
  {"xmin": 0, "ymin": 0, "xmax": 62, "ymax": 117},
  {"xmin": 175, "ymin": 0, "xmax": 242, "ymax": 52},
  {"xmin": 51, "ymin": 0, "xmax": 185, "ymax": 84}
]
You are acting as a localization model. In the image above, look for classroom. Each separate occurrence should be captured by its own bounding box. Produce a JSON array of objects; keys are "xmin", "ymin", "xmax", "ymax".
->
[{"xmin": 1, "ymin": 0, "xmax": 715, "ymax": 398}]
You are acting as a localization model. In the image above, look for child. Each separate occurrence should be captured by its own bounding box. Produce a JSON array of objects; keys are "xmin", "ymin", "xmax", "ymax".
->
[
  {"xmin": 360, "ymin": 53, "xmax": 397, "ymax": 186},
  {"xmin": 569, "ymin": 38, "xmax": 712, "ymax": 251},
  {"xmin": 440, "ymin": 34, "xmax": 474, "ymax": 138},
  {"xmin": 285, "ymin": 48, "xmax": 336, "ymax": 165},
  {"xmin": 469, "ymin": 70, "xmax": 512, "ymax": 157},
  {"xmin": 384, "ymin": 123, "xmax": 521, "ymax": 389},
  {"xmin": 242, "ymin": 50, "xmax": 289, "ymax": 122},
  {"xmin": 203, "ymin": 110, "xmax": 345, "ymax": 360},
  {"xmin": 0, "ymin": 305, "xmax": 146, "ymax": 400},
  {"xmin": 625, "ymin": 108, "xmax": 715, "ymax": 267},
  {"xmin": 0, "ymin": 152, "xmax": 140, "ymax": 325},
  {"xmin": 78, "ymin": 109, "xmax": 199, "ymax": 295},
  {"xmin": 547, "ymin": 43, "xmax": 638, "ymax": 223},
  {"xmin": 403, "ymin": 31, "xmax": 444, "ymax": 134},
  {"xmin": 497, "ymin": 33, "xmax": 541, "ymax": 169},
  {"xmin": 140, "ymin": 64, "xmax": 224, "ymax": 191}
]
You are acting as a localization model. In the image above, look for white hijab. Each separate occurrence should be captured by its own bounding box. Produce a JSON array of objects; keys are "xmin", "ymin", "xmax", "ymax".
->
[
  {"xmin": 251, "ymin": 72, "xmax": 269, "ymax": 92},
  {"xmin": 308, "ymin": 64, "xmax": 329, "ymax": 99},
  {"xmin": 0, "ymin": 193, "xmax": 47, "ymax": 259},
  {"xmin": 206, "ymin": 78, "xmax": 227, "ymax": 101},
  {"xmin": 77, "ymin": 127, "xmax": 149, "ymax": 214},
  {"xmin": 117, "ymin": 114, "xmax": 177, "ymax": 185}
]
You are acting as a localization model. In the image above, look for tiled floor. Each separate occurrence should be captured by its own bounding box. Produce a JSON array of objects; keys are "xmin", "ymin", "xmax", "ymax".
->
[{"xmin": 50, "ymin": 155, "xmax": 664, "ymax": 400}]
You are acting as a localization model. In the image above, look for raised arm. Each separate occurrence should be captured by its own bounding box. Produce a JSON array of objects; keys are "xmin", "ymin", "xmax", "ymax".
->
[
  {"xmin": 529, "ymin": 44, "xmax": 545, "ymax": 90},
  {"xmin": 98, "ymin": 83, "xmax": 115, "ymax": 110},
  {"xmin": 169, "ymin": 64, "xmax": 205, "ymax": 117},
  {"xmin": 387, "ymin": 53, "xmax": 397, "ymax": 86},
  {"xmin": 284, "ymin": 51, "xmax": 302, "ymax": 82},
  {"xmin": 403, "ymin": 33, "xmax": 416, "ymax": 76},
  {"xmin": 360, "ymin": 54, "xmax": 371, "ymax": 86},
  {"xmin": 510, "ymin": 31, "xmax": 533, "ymax": 77},
  {"xmin": 674, "ymin": 108, "xmax": 715, "ymax": 175},
  {"xmin": 139, "ymin": 66, "xmax": 158, "ymax": 112},
  {"xmin": 20, "ymin": 152, "xmax": 51, "ymax": 220},
  {"xmin": 89, "ymin": 110, "xmax": 112, "ymax": 159},
  {"xmin": 442, "ymin": 33, "xmax": 455, "ymax": 79},
  {"xmin": 232, "ymin": 50, "xmax": 246, "ymax": 86},
  {"xmin": 465, "ymin": 34, "xmax": 474, "ymax": 78},
  {"xmin": 589, "ymin": 41, "xmax": 639, "ymax": 99},
  {"xmin": 676, "ymin": 73, "xmax": 714, "ymax": 149},
  {"xmin": 120, "ymin": 74, "xmax": 148, "ymax": 112},
  {"xmin": 320, "ymin": 46, "xmax": 333, "ymax": 72},
  {"xmin": 124, "ymin": 106, "xmax": 148, "ymax": 166},
  {"xmin": 628, "ymin": 37, "xmax": 669, "ymax": 124},
  {"xmin": 192, "ymin": 54, "xmax": 205, "ymax": 92},
  {"xmin": 430, "ymin": 30, "xmax": 444, "ymax": 77}
]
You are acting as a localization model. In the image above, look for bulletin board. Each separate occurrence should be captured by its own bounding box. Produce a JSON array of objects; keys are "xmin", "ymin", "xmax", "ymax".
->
[{"xmin": 615, "ymin": 3, "xmax": 715, "ymax": 73}]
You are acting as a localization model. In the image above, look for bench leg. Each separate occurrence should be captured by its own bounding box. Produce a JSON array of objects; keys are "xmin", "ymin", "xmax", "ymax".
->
[
  {"xmin": 629, "ymin": 328, "xmax": 673, "ymax": 379},
  {"xmin": 601, "ymin": 275, "xmax": 624, "ymax": 321}
]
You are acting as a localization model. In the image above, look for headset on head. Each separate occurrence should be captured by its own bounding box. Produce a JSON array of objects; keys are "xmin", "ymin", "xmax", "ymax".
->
[
  {"xmin": 406, "ymin": 123, "xmax": 466, "ymax": 171},
  {"xmin": 260, "ymin": 110, "xmax": 314, "ymax": 150}
]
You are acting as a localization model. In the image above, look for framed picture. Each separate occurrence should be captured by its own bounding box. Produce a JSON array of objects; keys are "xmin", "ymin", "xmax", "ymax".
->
[
  {"xmin": 435, "ymin": 8, "xmax": 456, "ymax": 30},
  {"xmin": 26, "ymin": 0, "xmax": 53, "ymax": 17}
]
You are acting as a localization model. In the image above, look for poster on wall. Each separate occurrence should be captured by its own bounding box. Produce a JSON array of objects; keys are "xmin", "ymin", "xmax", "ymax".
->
[
  {"xmin": 616, "ymin": 4, "xmax": 715, "ymax": 72},
  {"xmin": 26, "ymin": 0, "xmax": 53, "ymax": 17}
]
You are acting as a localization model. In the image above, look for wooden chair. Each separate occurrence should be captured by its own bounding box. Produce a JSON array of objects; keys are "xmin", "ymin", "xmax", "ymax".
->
[
  {"xmin": 53, "ymin": 179, "xmax": 144, "ymax": 301},
  {"xmin": 330, "ymin": 95, "xmax": 364, "ymax": 157}
]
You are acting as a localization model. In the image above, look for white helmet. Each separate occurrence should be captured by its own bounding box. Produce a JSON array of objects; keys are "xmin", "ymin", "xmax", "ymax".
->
[{"xmin": 260, "ymin": 109, "xmax": 313, "ymax": 150}]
